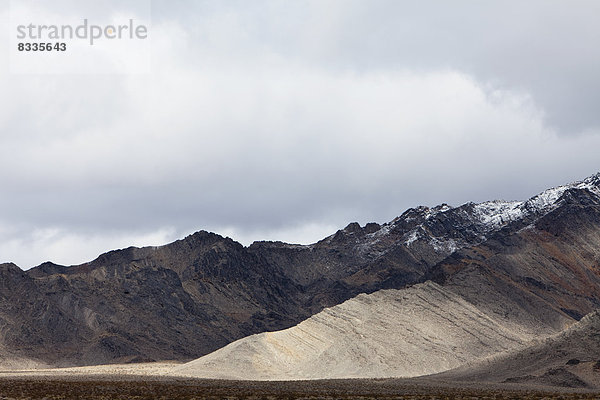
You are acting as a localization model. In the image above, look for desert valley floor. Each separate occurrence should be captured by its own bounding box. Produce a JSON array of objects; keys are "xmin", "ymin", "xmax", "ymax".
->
[
  {"xmin": 1, "ymin": 366, "xmax": 600, "ymax": 400},
  {"xmin": 2, "ymin": 347, "xmax": 600, "ymax": 400}
]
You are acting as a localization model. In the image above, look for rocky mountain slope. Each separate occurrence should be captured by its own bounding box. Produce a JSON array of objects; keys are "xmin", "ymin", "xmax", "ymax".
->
[{"xmin": 0, "ymin": 173, "xmax": 599, "ymax": 368}]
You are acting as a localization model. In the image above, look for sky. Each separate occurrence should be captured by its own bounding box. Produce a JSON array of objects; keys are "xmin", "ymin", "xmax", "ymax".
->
[{"xmin": 1, "ymin": 0, "xmax": 600, "ymax": 268}]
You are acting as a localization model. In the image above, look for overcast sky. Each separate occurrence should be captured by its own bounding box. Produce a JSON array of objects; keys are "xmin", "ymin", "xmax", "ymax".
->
[{"xmin": 1, "ymin": 0, "xmax": 600, "ymax": 269}]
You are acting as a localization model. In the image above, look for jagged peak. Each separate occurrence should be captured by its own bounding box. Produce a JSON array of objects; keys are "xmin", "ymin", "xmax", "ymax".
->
[
  {"xmin": 6, "ymin": 173, "xmax": 599, "ymax": 274},
  {"xmin": 344, "ymin": 222, "xmax": 362, "ymax": 233},
  {"xmin": 395, "ymin": 203, "xmax": 454, "ymax": 224},
  {"xmin": 0, "ymin": 262, "xmax": 22, "ymax": 272}
]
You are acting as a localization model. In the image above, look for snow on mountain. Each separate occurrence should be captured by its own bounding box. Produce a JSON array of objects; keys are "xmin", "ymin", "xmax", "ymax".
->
[
  {"xmin": 524, "ymin": 172, "xmax": 600, "ymax": 213},
  {"xmin": 396, "ymin": 173, "xmax": 600, "ymax": 251},
  {"xmin": 472, "ymin": 200, "xmax": 524, "ymax": 229},
  {"xmin": 276, "ymin": 172, "xmax": 600, "ymax": 292}
]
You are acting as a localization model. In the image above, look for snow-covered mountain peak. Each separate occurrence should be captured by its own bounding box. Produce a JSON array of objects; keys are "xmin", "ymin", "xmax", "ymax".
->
[
  {"xmin": 324, "ymin": 173, "xmax": 600, "ymax": 265},
  {"xmin": 459, "ymin": 173, "xmax": 600, "ymax": 232},
  {"xmin": 523, "ymin": 172, "xmax": 600, "ymax": 213},
  {"xmin": 396, "ymin": 173, "xmax": 600, "ymax": 253},
  {"xmin": 578, "ymin": 172, "xmax": 600, "ymax": 192}
]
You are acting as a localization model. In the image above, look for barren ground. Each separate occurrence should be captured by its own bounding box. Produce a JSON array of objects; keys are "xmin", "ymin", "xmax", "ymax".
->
[{"xmin": 1, "ymin": 370, "xmax": 600, "ymax": 400}]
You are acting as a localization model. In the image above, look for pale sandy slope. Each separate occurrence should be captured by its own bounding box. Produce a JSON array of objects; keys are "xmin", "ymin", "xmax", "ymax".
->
[{"xmin": 171, "ymin": 281, "xmax": 553, "ymax": 380}]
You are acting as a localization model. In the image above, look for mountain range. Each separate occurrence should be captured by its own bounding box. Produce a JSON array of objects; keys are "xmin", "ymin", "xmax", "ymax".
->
[{"xmin": 1, "ymin": 172, "xmax": 600, "ymax": 387}]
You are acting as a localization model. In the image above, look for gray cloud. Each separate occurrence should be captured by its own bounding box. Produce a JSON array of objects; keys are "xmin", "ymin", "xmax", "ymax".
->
[
  {"xmin": 153, "ymin": 0, "xmax": 600, "ymax": 133},
  {"xmin": 1, "ymin": 0, "xmax": 599, "ymax": 268}
]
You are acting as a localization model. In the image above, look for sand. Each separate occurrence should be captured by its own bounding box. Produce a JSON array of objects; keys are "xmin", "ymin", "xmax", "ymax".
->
[{"xmin": 171, "ymin": 281, "xmax": 552, "ymax": 380}]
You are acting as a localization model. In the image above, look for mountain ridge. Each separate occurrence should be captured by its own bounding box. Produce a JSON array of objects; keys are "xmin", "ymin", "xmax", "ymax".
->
[{"xmin": 1, "ymin": 172, "xmax": 599, "ymax": 370}]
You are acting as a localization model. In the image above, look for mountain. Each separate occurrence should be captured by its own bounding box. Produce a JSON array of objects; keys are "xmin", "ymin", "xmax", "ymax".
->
[
  {"xmin": 0, "ymin": 173, "xmax": 599, "ymax": 368},
  {"xmin": 171, "ymin": 173, "xmax": 600, "ymax": 380}
]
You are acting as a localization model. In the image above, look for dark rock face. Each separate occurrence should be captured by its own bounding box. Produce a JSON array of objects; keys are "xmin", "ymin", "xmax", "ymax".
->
[
  {"xmin": 1, "ymin": 173, "xmax": 600, "ymax": 366},
  {"xmin": 0, "ymin": 263, "xmax": 89, "ymax": 363}
]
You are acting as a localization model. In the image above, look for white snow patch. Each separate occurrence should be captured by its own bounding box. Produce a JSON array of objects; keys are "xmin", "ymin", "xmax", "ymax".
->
[
  {"xmin": 404, "ymin": 230, "xmax": 419, "ymax": 247},
  {"xmin": 472, "ymin": 200, "xmax": 524, "ymax": 229},
  {"xmin": 429, "ymin": 237, "xmax": 458, "ymax": 253},
  {"xmin": 524, "ymin": 186, "xmax": 568, "ymax": 213}
]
